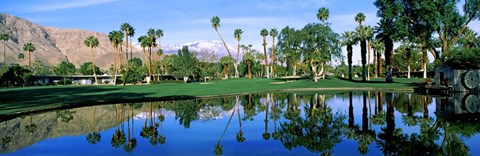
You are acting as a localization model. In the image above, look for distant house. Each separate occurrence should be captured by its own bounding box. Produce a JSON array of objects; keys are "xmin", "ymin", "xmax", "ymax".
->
[
  {"xmin": 434, "ymin": 64, "xmax": 480, "ymax": 92},
  {"xmin": 32, "ymin": 75, "xmax": 118, "ymax": 85}
]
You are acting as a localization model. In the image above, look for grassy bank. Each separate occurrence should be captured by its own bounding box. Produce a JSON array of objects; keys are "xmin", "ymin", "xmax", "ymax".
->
[{"xmin": 0, "ymin": 76, "xmax": 423, "ymax": 117}]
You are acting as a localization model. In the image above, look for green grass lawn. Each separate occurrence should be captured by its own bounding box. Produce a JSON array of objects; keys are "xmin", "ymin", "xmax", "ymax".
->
[{"xmin": 0, "ymin": 76, "xmax": 424, "ymax": 117}]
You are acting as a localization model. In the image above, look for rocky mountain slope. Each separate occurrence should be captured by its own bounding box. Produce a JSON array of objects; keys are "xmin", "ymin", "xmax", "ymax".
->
[
  {"xmin": 0, "ymin": 13, "xmax": 239, "ymax": 70},
  {"xmin": 0, "ymin": 13, "xmax": 144, "ymax": 69}
]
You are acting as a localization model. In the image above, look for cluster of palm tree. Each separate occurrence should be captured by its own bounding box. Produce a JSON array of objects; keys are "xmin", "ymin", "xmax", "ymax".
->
[
  {"xmin": 138, "ymin": 28, "xmax": 164, "ymax": 82},
  {"xmin": 211, "ymin": 16, "xmax": 280, "ymax": 79},
  {"xmin": 340, "ymin": 13, "xmax": 377, "ymax": 82},
  {"xmin": 83, "ymin": 23, "xmax": 164, "ymax": 85}
]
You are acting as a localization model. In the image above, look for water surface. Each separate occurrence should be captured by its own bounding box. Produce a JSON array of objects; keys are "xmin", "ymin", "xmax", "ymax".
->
[{"xmin": 1, "ymin": 92, "xmax": 479, "ymax": 155}]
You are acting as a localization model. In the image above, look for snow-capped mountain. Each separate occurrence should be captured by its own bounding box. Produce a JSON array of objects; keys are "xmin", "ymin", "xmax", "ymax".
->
[{"xmin": 135, "ymin": 40, "xmax": 240, "ymax": 59}]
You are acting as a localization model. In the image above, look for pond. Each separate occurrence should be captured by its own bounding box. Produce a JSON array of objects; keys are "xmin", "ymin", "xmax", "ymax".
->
[{"xmin": 1, "ymin": 92, "xmax": 479, "ymax": 155}]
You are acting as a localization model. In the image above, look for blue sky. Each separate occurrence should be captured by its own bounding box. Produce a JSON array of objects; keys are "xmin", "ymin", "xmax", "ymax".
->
[{"xmin": 3, "ymin": 0, "xmax": 477, "ymax": 64}]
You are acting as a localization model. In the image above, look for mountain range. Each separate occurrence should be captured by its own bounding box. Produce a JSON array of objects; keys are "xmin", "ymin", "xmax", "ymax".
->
[{"xmin": 0, "ymin": 13, "xmax": 238, "ymax": 70}]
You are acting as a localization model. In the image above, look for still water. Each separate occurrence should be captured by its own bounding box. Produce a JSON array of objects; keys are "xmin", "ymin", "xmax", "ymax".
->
[{"xmin": 1, "ymin": 92, "xmax": 479, "ymax": 155}]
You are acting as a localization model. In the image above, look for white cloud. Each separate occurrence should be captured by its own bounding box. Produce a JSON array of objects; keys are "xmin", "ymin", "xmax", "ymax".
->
[{"xmin": 28, "ymin": 0, "xmax": 120, "ymax": 12}]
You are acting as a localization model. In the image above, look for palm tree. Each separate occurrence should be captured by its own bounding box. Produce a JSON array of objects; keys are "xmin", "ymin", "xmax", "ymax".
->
[
  {"xmin": 156, "ymin": 49, "xmax": 163, "ymax": 81},
  {"xmin": 355, "ymin": 13, "xmax": 367, "ymax": 81},
  {"xmin": 147, "ymin": 28, "xmax": 157, "ymax": 79},
  {"xmin": 365, "ymin": 26, "xmax": 374, "ymax": 80},
  {"xmin": 121, "ymin": 23, "xmax": 133, "ymax": 62},
  {"xmin": 243, "ymin": 50, "xmax": 255, "ymax": 79},
  {"xmin": 109, "ymin": 30, "xmax": 124, "ymax": 85},
  {"xmin": 317, "ymin": 7, "xmax": 329, "ymax": 25},
  {"xmin": 260, "ymin": 29, "xmax": 269, "ymax": 78},
  {"xmin": 460, "ymin": 28, "xmax": 478, "ymax": 48},
  {"xmin": 211, "ymin": 16, "xmax": 235, "ymax": 75},
  {"xmin": 1, "ymin": 34, "xmax": 9, "ymax": 64},
  {"xmin": 269, "ymin": 28, "xmax": 278, "ymax": 78},
  {"xmin": 220, "ymin": 56, "xmax": 233, "ymax": 79},
  {"xmin": 341, "ymin": 31, "xmax": 357, "ymax": 80},
  {"xmin": 371, "ymin": 39, "xmax": 382, "ymax": 78},
  {"xmin": 84, "ymin": 35, "xmax": 100, "ymax": 84},
  {"xmin": 355, "ymin": 13, "xmax": 366, "ymax": 26},
  {"xmin": 18, "ymin": 53, "xmax": 24, "ymax": 59},
  {"xmin": 139, "ymin": 35, "xmax": 149, "ymax": 76},
  {"xmin": 22, "ymin": 43, "xmax": 36, "ymax": 70},
  {"xmin": 128, "ymin": 27, "xmax": 135, "ymax": 60},
  {"xmin": 317, "ymin": 7, "xmax": 331, "ymax": 80},
  {"xmin": 234, "ymin": 28, "xmax": 243, "ymax": 78},
  {"xmin": 376, "ymin": 20, "xmax": 394, "ymax": 83}
]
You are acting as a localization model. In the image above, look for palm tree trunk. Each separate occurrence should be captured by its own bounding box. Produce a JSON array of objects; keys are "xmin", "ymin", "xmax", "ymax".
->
[
  {"xmin": 247, "ymin": 61, "xmax": 251, "ymax": 79},
  {"xmin": 271, "ymin": 37, "xmax": 276, "ymax": 78},
  {"xmin": 28, "ymin": 51, "xmax": 31, "ymax": 70},
  {"xmin": 119, "ymin": 45, "xmax": 124, "ymax": 67},
  {"xmin": 263, "ymin": 37, "xmax": 269, "ymax": 78},
  {"xmin": 235, "ymin": 40, "xmax": 240, "ymax": 78},
  {"xmin": 215, "ymin": 29, "xmax": 236, "ymax": 75},
  {"xmin": 113, "ymin": 46, "xmax": 118, "ymax": 85},
  {"xmin": 143, "ymin": 47, "xmax": 151, "ymax": 80},
  {"xmin": 157, "ymin": 40, "xmax": 162, "ymax": 81},
  {"xmin": 422, "ymin": 47, "xmax": 427, "ymax": 78},
  {"xmin": 3, "ymin": 42, "xmax": 5, "ymax": 64},
  {"xmin": 367, "ymin": 40, "xmax": 371, "ymax": 81},
  {"xmin": 377, "ymin": 51, "xmax": 382, "ymax": 78},
  {"xmin": 384, "ymin": 37, "xmax": 393, "ymax": 83},
  {"xmin": 361, "ymin": 40, "xmax": 367, "ymax": 82},
  {"xmin": 373, "ymin": 48, "xmax": 377, "ymax": 78},
  {"xmin": 224, "ymin": 64, "xmax": 228, "ymax": 79},
  {"xmin": 91, "ymin": 48, "xmax": 98, "ymax": 84},
  {"xmin": 125, "ymin": 34, "xmax": 129, "ymax": 61},
  {"xmin": 130, "ymin": 37, "xmax": 133, "ymax": 60}
]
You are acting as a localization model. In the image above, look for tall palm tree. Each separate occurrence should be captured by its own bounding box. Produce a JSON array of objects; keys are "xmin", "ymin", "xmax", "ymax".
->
[
  {"xmin": 211, "ymin": 16, "xmax": 235, "ymax": 76},
  {"xmin": 260, "ymin": 28, "xmax": 269, "ymax": 78},
  {"xmin": 22, "ymin": 43, "xmax": 35, "ymax": 70},
  {"xmin": 234, "ymin": 28, "xmax": 243, "ymax": 78},
  {"xmin": 139, "ymin": 35, "xmax": 150, "ymax": 75},
  {"xmin": 269, "ymin": 28, "xmax": 278, "ymax": 78},
  {"xmin": 109, "ymin": 30, "xmax": 124, "ymax": 85},
  {"xmin": 365, "ymin": 26, "xmax": 374, "ymax": 80},
  {"xmin": 371, "ymin": 39, "xmax": 382, "ymax": 78},
  {"xmin": 147, "ymin": 29, "xmax": 157, "ymax": 79},
  {"xmin": 376, "ymin": 20, "xmax": 394, "ymax": 83},
  {"xmin": 317, "ymin": 7, "xmax": 330, "ymax": 80},
  {"xmin": 1, "ymin": 34, "xmax": 8, "ymax": 64},
  {"xmin": 357, "ymin": 26, "xmax": 368, "ymax": 82},
  {"xmin": 84, "ymin": 35, "xmax": 100, "ymax": 84},
  {"xmin": 355, "ymin": 13, "xmax": 366, "ymax": 26},
  {"xmin": 317, "ymin": 7, "xmax": 329, "ymax": 25},
  {"xmin": 121, "ymin": 23, "xmax": 133, "ymax": 62},
  {"xmin": 129, "ymin": 27, "xmax": 135, "ymax": 60},
  {"xmin": 341, "ymin": 31, "xmax": 357, "ymax": 80},
  {"xmin": 355, "ymin": 13, "xmax": 367, "ymax": 81}
]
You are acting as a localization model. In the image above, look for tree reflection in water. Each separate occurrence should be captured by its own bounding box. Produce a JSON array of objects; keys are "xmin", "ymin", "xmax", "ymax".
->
[{"xmin": 277, "ymin": 93, "xmax": 346, "ymax": 155}]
